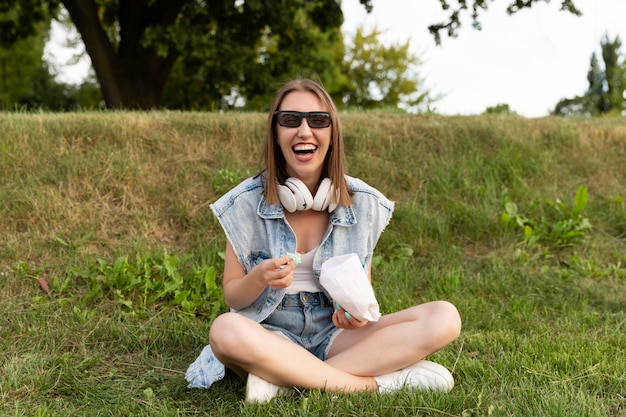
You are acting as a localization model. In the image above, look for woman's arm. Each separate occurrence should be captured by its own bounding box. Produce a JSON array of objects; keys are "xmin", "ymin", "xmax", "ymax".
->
[{"xmin": 222, "ymin": 241, "xmax": 296, "ymax": 310}]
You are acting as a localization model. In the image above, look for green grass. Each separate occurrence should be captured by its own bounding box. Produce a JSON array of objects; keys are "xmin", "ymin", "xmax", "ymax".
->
[{"xmin": 1, "ymin": 111, "xmax": 625, "ymax": 416}]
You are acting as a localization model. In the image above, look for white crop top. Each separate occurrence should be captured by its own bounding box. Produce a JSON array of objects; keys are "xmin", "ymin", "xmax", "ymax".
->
[{"xmin": 285, "ymin": 246, "xmax": 322, "ymax": 294}]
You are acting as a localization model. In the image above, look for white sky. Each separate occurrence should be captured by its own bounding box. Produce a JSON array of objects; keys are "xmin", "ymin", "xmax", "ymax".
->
[
  {"xmin": 44, "ymin": 19, "xmax": 91, "ymax": 85},
  {"xmin": 341, "ymin": 0, "xmax": 626, "ymax": 117},
  {"xmin": 45, "ymin": 0, "xmax": 626, "ymax": 117}
]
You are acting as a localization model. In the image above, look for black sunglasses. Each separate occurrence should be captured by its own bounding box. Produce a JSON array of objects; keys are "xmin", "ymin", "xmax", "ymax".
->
[{"xmin": 274, "ymin": 111, "xmax": 332, "ymax": 128}]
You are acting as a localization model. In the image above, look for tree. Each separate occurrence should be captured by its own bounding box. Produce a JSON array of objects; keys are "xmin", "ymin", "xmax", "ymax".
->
[
  {"xmin": 601, "ymin": 35, "xmax": 625, "ymax": 114},
  {"xmin": 339, "ymin": 27, "xmax": 429, "ymax": 111},
  {"xmin": 3, "ymin": 0, "xmax": 366, "ymax": 110},
  {"xmin": 2, "ymin": 0, "xmax": 358, "ymax": 109},
  {"xmin": 553, "ymin": 34, "xmax": 625, "ymax": 117},
  {"xmin": 1, "ymin": 0, "xmax": 583, "ymax": 109}
]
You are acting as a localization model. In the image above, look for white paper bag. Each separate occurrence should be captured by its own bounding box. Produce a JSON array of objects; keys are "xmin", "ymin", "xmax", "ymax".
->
[{"xmin": 319, "ymin": 253, "xmax": 381, "ymax": 322}]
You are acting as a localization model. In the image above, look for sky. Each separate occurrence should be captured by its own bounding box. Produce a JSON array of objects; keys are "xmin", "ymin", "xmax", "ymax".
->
[
  {"xmin": 45, "ymin": 0, "xmax": 626, "ymax": 117},
  {"xmin": 341, "ymin": 0, "xmax": 626, "ymax": 117}
]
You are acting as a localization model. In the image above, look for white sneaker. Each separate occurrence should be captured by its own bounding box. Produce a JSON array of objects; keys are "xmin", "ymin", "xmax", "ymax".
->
[
  {"xmin": 245, "ymin": 373, "xmax": 296, "ymax": 404},
  {"xmin": 374, "ymin": 360, "xmax": 454, "ymax": 393}
]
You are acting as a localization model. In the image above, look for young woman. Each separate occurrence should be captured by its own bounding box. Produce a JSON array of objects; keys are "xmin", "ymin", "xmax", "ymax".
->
[{"xmin": 186, "ymin": 78, "xmax": 462, "ymax": 403}]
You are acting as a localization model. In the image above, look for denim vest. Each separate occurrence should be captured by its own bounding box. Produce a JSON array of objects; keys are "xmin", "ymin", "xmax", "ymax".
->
[{"xmin": 210, "ymin": 173, "xmax": 394, "ymax": 322}]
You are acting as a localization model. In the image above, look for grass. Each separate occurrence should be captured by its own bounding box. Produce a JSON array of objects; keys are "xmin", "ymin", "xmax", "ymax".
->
[{"xmin": 1, "ymin": 111, "xmax": 625, "ymax": 416}]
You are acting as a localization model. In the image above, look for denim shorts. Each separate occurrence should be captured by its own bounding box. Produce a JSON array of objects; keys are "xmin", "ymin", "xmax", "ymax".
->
[{"xmin": 261, "ymin": 291, "xmax": 342, "ymax": 361}]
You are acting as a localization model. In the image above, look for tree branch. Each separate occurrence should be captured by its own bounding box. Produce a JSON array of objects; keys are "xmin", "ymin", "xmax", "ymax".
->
[{"xmin": 428, "ymin": 0, "xmax": 581, "ymax": 45}]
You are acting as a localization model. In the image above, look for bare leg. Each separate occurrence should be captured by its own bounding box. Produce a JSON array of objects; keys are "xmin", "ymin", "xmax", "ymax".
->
[
  {"xmin": 326, "ymin": 301, "xmax": 462, "ymax": 376},
  {"xmin": 209, "ymin": 312, "xmax": 377, "ymax": 392},
  {"xmin": 209, "ymin": 300, "xmax": 460, "ymax": 392}
]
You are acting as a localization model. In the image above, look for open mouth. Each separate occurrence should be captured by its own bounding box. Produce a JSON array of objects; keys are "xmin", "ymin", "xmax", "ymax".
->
[{"xmin": 293, "ymin": 144, "xmax": 317, "ymax": 155}]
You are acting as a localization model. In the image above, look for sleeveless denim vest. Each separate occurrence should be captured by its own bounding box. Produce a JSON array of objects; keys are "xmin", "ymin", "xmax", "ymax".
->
[{"xmin": 210, "ymin": 173, "xmax": 395, "ymax": 322}]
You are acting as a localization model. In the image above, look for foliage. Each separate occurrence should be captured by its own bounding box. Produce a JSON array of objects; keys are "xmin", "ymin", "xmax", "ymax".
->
[
  {"xmin": 339, "ymin": 27, "xmax": 429, "ymax": 112},
  {"xmin": 601, "ymin": 34, "xmax": 626, "ymax": 114},
  {"xmin": 16, "ymin": 67, "xmax": 82, "ymax": 111},
  {"xmin": 0, "ymin": 11, "xmax": 94, "ymax": 111},
  {"xmin": 160, "ymin": 6, "xmax": 347, "ymax": 111},
  {"xmin": 483, "ymin": 103, "xmax": 518, "ymax": 115},
  {"xmin": 0, "ymin": 35, "xmax": 40, "ymax": 107},
  {"xmin": 85, "ymin": 250, "xmax": 225, "ymax": 320},
  {"xmin": 553, "ymin": 34, "xmax": 626, "ymax": 116},
  {"xmin": 0, "ymin": 19, "xmax": 60, "ymax": 110},
  {"xmin": 71, "ymin": 79, "xmax": 104, "ymax": 109},
  {"xmin": 501, "ymin": 184, "xmax": 592, "ymax": 251},
  {"xmin": 0, "ymin": 0, "xmax": 58, "ymax": 46}
]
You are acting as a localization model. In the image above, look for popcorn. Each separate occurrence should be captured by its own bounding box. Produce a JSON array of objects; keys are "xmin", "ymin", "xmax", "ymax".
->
[
  {"xmin": 278, "ymin": 252, "xmax": 302, "ymax": 270},
  {"xmin": 287, "ymin": 252, "xmax": 302, "ymax": 265}
]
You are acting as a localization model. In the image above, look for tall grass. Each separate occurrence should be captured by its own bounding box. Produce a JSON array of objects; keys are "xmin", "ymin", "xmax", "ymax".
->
[{"xmin": 1, "ymin": 111, "xmax": 625, "ymax": 416}]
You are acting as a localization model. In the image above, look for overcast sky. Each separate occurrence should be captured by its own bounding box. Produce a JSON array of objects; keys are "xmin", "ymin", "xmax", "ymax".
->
[
  {"xmin": 341, "ymin": 0, "xmax": 626, "ymax": 117},
  {"xmin": 46, "ymin": 1, "xmax": 626, "ymax": 117}
]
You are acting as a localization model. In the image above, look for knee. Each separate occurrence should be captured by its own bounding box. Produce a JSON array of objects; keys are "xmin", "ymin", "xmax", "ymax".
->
[
  {"xmin": 429, "ymin": 301, "xmax": 462, "ymax": 345},
  {"xmin": 209, "ymin": 312, "xmax": 254, "ymax": 359}
]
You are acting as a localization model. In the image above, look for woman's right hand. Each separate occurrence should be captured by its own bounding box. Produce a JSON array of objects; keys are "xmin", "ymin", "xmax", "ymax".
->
[
  {"xmin": 223, "ymin": 243, "xmax": 298, "ymax": 309},
  {"xmin": 256, "ymin": 254, "xmax": 296, "ymax": 289}
]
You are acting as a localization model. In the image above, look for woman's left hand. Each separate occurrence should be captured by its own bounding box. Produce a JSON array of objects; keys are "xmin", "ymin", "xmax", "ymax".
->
[{"xmin": 332, "ymin": 304, "xmax": 369, "ymax": 330}]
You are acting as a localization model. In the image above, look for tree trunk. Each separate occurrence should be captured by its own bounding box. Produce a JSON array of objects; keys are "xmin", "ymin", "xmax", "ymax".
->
[{"xmin": 61, "ymin": 0, "xmax": 182, "ymax": 109}]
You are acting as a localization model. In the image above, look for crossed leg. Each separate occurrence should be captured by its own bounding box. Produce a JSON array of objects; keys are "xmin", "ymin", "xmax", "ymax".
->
[{"xmin": 208, "ymin": 300, "xmax": 461, "ymax": 393}]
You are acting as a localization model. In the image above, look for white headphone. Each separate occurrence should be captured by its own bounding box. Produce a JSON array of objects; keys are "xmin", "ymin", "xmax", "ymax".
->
[{"xmin": 277, "ymin": 177, "xmax": 338, "ymax": 213}]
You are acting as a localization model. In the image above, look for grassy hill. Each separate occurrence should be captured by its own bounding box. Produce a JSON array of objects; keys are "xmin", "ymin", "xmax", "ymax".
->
[{"xmin": 1, "ymin": 112, "xmax": 624, "ymax": 416}]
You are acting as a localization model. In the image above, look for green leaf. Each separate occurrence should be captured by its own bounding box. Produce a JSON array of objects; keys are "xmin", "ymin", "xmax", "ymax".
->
[{"xmin": 574, "ymin": 184, "xmax": 588, "ymax": 214}]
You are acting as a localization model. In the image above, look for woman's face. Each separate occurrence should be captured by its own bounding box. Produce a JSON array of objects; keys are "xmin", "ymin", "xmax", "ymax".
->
[{"xmin": 276, "ymin": 91, "xmax": 332, "ymax": 187}]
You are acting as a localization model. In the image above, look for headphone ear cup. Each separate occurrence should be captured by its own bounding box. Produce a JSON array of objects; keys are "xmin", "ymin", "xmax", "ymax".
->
[
  {"xmin": 277, "ymin": 183, "xmax": 298, "ymax": 213},
  {"xmin": 277, "ymin": 177, "xmax": 314, "ymax": 211},
  {"xmin": 285, "ymin": 178, "xmax": 313, "ymax": 210},
  {"xmin": 312, "ymin": 178, "xmax": 333, "ymax": 211}
]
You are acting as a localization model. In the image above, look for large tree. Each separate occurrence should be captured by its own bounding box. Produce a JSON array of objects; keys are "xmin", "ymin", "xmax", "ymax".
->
[
  {"xmin": 60, "ymin": 0, "xmax": 356, "ymax": 109},
  {"xmin": 3, "ymin": 0, "xmax": 364, "ymax": 109},
  {"xmin": 1, "ymin": 0, "xmax": 581, "ymax": 109}
]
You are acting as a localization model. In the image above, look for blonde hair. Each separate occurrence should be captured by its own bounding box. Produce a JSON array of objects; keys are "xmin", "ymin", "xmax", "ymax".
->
[{"xmin": 262, "ymin": 78, "xmax": 352, "ymax": 206}]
